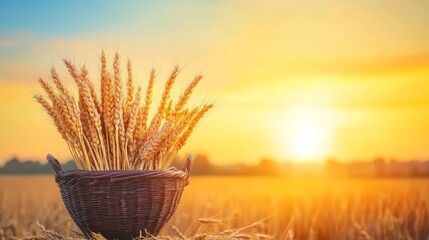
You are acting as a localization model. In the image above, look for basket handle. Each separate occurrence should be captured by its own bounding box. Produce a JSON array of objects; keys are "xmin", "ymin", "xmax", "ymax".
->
[
  {"xmin": 182, "ymin": 154, "xmax": 194, "ymax": 176},
  {"xmin": 47, "ymin": 154, "xmax": 64, "ymax": 177}
]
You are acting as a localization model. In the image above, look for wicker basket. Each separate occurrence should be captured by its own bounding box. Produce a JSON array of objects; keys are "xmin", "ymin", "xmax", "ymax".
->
[{"xmin": 47, "ymin": 154, "xmax": 193, "ymax": 240}]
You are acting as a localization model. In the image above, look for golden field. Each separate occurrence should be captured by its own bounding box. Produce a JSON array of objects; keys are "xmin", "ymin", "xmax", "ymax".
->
[{"xmin": 1, "ymin": 176, "xmax": 429, "ymax": 239}]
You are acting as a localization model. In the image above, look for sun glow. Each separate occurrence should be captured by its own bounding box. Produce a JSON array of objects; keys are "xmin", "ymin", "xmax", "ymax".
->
[
  {"xmin": 283, "ymin": 109, "xmax": 332, "ymax": 162},
  {"xmin": 292, "ymin": 120, "xmax": 326, "ymax": 161}
]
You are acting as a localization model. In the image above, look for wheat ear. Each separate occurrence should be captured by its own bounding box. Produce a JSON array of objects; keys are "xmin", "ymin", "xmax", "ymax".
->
[
  {"xmin": 145, "ymin": 66, "xmax": 179, "ymax": 140},
  {"xmin": 124, "ymin": 59, "xmax": 135, "ymax": 124},
  {"xmin": 134, "ymin": 69, "xmax": 156, "ymax": 153},
  {"xmin": 172, "ymin": 74, "xmax": 203, "ymax": 118},
  {"xmin": 125, "ymin": 87, "xmax": 142, "ymax": 162},
  {"xmin": 177, "ymin": 104, "xmax": 213, "ymax": 150}
]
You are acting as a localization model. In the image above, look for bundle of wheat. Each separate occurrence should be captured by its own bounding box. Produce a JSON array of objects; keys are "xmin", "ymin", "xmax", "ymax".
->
[{"xmin": 34, "ymin": 51, "xmax": 212, "ymax": 171}]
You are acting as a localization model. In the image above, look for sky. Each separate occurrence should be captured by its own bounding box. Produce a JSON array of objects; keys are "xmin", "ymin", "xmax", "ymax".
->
[{"xmin": 0, "ymin": 0, "xmax": 429, "ymax": 164}]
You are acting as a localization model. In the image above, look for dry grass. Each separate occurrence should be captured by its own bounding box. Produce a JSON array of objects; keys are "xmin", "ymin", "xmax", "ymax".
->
[
  {"xmin": 13, "ymin": 219, "xmax": 274, "ymax": 240},
  {"xmin": 34, "ymin": 51, "xmax": 213, "ymax": 170},
  {"xmin": 2, "ymin": 176, "xmax": 429, "ymax": 240}
]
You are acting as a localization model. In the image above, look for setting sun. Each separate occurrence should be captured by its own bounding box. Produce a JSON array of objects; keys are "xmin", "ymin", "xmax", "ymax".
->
[
  {"xmin": 283, "ymin": 109, "xmax": 332, "ymax": 162},
  {"xmin": 292, "ymin": 122, "xmax": 326, "ymax": 161}
]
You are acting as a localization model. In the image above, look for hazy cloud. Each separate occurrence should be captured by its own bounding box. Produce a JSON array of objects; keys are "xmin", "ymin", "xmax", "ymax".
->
[{"xmin": 0, "ymin": 32, "xmax": 29, "ymax": 48}]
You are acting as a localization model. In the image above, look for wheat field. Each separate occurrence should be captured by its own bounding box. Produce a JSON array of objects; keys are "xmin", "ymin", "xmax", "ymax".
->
[{"xmin": 1, "ymin": 176, "xmax": 429, "ymax": 239}]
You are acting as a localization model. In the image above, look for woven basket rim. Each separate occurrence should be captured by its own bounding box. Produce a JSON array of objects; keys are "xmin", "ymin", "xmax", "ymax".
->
[
  {"xmin": 58, "ymin": 168, "xmax": 188, "ymax": 180},
  {"xmin": 47, "ymin": 154, "xmax": 193, "ymax": 181}
]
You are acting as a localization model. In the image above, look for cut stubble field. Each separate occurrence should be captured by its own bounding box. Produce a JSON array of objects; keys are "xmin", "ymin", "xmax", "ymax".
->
[{"xmin": 1, "ymin": 176, "xmax": 429, "ymax": 239}]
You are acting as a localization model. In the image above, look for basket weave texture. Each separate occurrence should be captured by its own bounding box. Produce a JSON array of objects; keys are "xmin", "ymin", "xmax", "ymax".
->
[{"xmin": 47, "ymin": 154, "xmax": 193, "ymax": 240}]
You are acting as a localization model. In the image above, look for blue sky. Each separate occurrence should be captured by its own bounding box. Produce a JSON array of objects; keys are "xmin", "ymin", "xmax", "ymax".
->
[{"xmin": 1, "ymin": 1, "xmax": 140, "ymax": 37}]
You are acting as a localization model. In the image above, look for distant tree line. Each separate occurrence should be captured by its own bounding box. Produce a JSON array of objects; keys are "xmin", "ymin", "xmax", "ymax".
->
[
  {"xmin": 325, "ymin": 157, "xmax": 429, "ymax": 178},
  {"xmin": 0, "ymin": 155, "xmax": 284, "ymax": 176},
  {"xmin": 0, "ymin": 158, "xmax": 77, "ymax": 174},
  {"xmin": 5, "ymin": 155, "xmax": 429, "ymax": 177}
]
